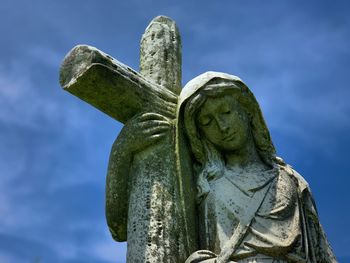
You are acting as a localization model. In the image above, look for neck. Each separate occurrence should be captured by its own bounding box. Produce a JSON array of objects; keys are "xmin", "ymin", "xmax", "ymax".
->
[{"xmin": 224, "ymin": 136, "xmax": 264, "ymax": 169}]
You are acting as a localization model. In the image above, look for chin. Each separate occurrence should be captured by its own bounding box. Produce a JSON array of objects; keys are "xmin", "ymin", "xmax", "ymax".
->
[
  {"xmin": 220, "ymin": 144, "xmax": 243, "ymax": 153},
  {"xmin": 223, "ymin": 141, "xmax": 245, "ymax": 151}
]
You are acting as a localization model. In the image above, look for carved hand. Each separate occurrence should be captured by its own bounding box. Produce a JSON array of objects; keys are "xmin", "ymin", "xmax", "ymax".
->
[
  {"xmin": 117, "ymin": 112, "xmax": 172, "ymax": 154},
  {"xmin": 185, "ymin": 250, "xmax": 237, "ymax": 263}
]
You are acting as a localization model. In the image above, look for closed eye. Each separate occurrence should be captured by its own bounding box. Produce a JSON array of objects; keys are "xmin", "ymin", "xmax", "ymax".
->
[
  {"xmin": 220, "ymin": 110, "xmax": 231, "ymax": 115},
  {"xmin": 200, "ymin": 118, "xmax": 212, "ymax": 126}
]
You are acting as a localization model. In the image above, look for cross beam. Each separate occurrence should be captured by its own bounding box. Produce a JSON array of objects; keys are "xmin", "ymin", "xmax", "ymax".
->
[{"xmin": 60, "ymin": 45, "xmax": 177, "ymax": 123}]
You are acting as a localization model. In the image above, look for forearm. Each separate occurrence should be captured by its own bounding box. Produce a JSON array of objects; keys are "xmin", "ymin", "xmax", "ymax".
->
[
  {"xmin": 108, "ymin": 135, "xmax": 133, "ymax": 176},
  {"xmin": 105, "ymin": 137, "xmax": 133, "ymax": 241}
]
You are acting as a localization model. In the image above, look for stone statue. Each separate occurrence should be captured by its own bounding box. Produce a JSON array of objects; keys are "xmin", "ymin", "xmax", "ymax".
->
[
  {"xmin": 178, "ymin": 72, "xmax": 337, "ymax": 263},
  {"xmin": 59, "ymin": 16, "xmax": 336, "ymax": 263}
]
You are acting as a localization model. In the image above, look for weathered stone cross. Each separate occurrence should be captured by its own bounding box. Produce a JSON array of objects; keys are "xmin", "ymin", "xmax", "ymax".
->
[{"xmin": 59, "ymin": 16, "xmax": 197, "ymax": 262}]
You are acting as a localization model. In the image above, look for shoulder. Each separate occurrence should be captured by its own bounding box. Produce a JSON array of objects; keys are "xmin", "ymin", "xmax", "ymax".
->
[{"xmin": 273, "ymin": 156, "xmax": 310, "ymax": 194}]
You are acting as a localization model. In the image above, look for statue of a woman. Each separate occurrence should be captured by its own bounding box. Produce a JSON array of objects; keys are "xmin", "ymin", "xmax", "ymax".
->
[{"xmin": 179, "ymin": 72, "xmax": 337, "ymax": 263}]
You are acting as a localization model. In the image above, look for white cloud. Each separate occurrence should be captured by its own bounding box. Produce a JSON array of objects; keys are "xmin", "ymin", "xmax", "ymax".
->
[
  {"xmin": 0, "ymin": 48, "xmax": 93, "ymax": 132},
  {"xmin": 0, "ymin": 46, "xmax": 104, "ymax": 233},
  {"xmin": 0, "ymin": 253, "xmax": 19, "ymax": 263}
]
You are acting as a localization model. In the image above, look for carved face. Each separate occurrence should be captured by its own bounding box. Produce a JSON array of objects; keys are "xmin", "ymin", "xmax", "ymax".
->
[{"xmin": 197, "ymin": 95, "xmax": 250, "ymax": 152}]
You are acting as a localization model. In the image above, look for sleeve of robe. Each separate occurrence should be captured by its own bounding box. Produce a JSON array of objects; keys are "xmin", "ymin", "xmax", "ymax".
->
[
  {"xmin": 105, "ymin": 138, "xmax": 131, "ymax": 242},
  {"xmin": 301, "ymin": 189, "xmax": 337, "ymax": 263},
  {"xmin": 289, "ymin": 167, "xmax": 337, "ymax": 263}
]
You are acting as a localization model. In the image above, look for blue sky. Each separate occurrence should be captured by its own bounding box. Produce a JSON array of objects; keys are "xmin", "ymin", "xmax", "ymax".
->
[{"xmin": 0, "ymin": 0, "xmax": 349, "ymax": 262}]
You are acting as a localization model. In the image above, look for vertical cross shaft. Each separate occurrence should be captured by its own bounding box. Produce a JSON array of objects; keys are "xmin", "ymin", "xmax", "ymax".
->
[
  {"xmin": 140, "ymin": 16, "xmax": 182, "ymax": 94},
  {"xmin": 125, "ymin": 16, "xmax": 194, "ymax": 263}
]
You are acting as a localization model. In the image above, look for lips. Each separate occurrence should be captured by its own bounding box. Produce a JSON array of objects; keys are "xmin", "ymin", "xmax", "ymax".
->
[{"xmin": 223, "ymin": 133, "xmax": 235, "ymax": 141}]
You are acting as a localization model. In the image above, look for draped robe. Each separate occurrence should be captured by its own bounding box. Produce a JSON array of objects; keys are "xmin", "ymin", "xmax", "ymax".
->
[{"xmin": 197, "ymin": 163, "xmax": 336, "ymax": 262}]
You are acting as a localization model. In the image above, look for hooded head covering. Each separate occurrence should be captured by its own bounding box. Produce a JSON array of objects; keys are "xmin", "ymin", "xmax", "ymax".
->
[{"xmin": 177, "ymin": 71, "xmax": 276, "ymax": 170}]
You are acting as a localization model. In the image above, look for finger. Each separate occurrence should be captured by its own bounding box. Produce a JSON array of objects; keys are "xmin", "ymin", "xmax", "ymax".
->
[
  {"xmin": 148, "ymin": 133, "xmax": 167, "ymax": 141},
  {"xmin": 153, "ymin": 101, "xmax": 176, "ymax": 119},
  {"xmin": 144, "ymin": 125, "xmax": 170, "ymax": 135},
  {"xmin": 137, "ymin": 121, "xmax": 171, "ymax": 131},
  {"xmin": 197, "ymin": 250, "xmax": 217, "ymax": 256},
  {"xmin": 139, "ymin": 120, "xmax": 171, "ymax": 128},
  {"xmin": 139, "ymin": 112, "xmax": 171, "ymax": 122},
  {"xmin": 187, "ymin": 251, "xmax": 215, "ymax": 261}
]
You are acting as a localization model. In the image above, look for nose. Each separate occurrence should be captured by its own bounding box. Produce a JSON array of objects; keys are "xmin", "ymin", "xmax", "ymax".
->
[{"xmin": 216, "ymin": 118, "xmax": 229, "ymax": 133}]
